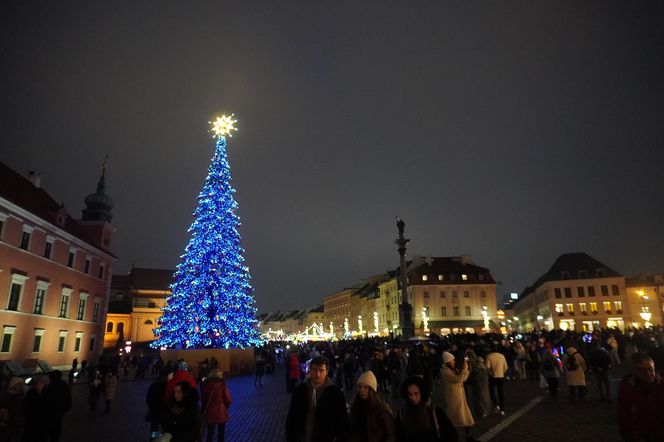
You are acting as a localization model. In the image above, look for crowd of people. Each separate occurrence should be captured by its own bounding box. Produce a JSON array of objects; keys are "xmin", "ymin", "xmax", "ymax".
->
[{"xmin": 0, "ymin": 326, "xmax": 662, "ymax": 441}]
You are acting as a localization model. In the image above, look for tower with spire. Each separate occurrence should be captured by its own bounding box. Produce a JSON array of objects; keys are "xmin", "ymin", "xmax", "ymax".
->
[{"xmin": 78, "ymin": 156, "xmax": 116, "ymax": 253}]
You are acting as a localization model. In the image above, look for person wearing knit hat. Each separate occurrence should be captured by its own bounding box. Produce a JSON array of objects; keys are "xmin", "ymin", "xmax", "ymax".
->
[
  {"xmin": 442, "ymin": 351, "xmax": 478, "ymax": 441},
  {"xmin": 349, "ymin": 371, "xmax": 395, "ymax": 442},
  {"xmin": 357, "ymin": 370, "xmax": 378, "ymax": 393}
]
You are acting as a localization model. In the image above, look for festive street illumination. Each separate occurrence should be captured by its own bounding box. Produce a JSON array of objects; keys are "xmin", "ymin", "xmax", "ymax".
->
[
  {"xmin": 152, "ymin": 115, "xmax": 258, "ymax": 349},
  {"xmin": 422, "ymin": 307, "xmax": 429, "ymax": 333},
  {"xmin": 358, "ymin": 315, "xmax": 364, "ymax": 335},
  {"xmin": 329, "ymin": 322, "xmax": 334, "ymax": 335},
  {"xmin": 373, "ymin": 311, "xmax": 379, "ymax": 334},
  {"xmin": 210, "ymin": 114, "xmax": 238, "ymax": 138},
  {"xmin": 344, "ymin": 318, "xmax": 350, "ymax": 336},
  {"xmin": 481, "ymin": 305, "xmax": 490, "ymax": 331}
]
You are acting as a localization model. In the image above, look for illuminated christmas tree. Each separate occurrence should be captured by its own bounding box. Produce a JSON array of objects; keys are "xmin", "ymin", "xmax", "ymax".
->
[{"xmin": 152, "ymin": 115, "xmax": 259, "ymax": 349}]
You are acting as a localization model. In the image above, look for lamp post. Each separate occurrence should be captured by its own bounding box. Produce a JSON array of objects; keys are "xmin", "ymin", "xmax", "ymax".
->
[{"xmin": 395, "ymin": 217, "xmax": 414, "ymax": 339}]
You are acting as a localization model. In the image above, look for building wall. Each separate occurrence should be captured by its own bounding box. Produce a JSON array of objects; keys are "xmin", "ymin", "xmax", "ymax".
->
[
  {"xmin": 0, "ymin": 203, "xmax": 113, "ymax": 369},
  {"xmin": 323, "ymin": 289, "xmax": 352, "ymax": 337}
]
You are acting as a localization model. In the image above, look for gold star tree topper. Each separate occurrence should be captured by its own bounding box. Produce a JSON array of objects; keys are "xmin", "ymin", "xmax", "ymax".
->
[{"xmin": 210, "ymin": 114, "xmax": 238, "ymax": 138}]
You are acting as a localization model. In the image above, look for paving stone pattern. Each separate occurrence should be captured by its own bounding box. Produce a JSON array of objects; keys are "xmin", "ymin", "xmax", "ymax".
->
[{"xmin": 61, "ymin": 366, "xmax": 625, "ymax": 442}]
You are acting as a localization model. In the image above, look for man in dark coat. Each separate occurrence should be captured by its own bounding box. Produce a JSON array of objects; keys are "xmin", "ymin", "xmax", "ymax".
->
[
  {"xmin": 285, "ymin": 356, "xmax": 349, "ymax": 442},
  {"xmin": 43, "ymin": 370, "xmax": 72, "ymax": 442}
]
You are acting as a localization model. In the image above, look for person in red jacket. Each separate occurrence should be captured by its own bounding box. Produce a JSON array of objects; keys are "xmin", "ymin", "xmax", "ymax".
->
[
  {"xmin": 202, "ymin": 369, "xmax": 232, "ymax": 442},
  {"xmin": 617, "ymin": 353, "xmax": 664, "ymax": 442},
  {"xmin": 164, "ymin": 361, "xmax": 198, "ymax": 403}
]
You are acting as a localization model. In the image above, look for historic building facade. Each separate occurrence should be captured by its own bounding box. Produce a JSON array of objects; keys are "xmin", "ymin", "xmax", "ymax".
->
[
  {"xmin": 512, "ymin": 253, "xmax": 633, "ymax": 332},
  {"xmin": 0, "ymin": 161, "xmax": 115, "ymax": 370}
]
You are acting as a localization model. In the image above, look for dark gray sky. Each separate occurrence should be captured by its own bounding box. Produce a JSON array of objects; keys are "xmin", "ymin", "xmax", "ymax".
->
[{"xmin": 2, "ymin": 1, "xmax": 663, "ymax": 312}]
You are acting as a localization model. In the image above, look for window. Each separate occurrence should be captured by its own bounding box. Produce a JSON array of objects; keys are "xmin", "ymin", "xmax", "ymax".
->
[
  {"xmin": 452, "ymin": 291, "xmax": 458, "ymax": 298},
  {"xmin": 449, "ymin": 273, "xmax": 456, "ymax": 281},
  {"xmin": 480, "ymin": 290, "xmax": 486, "ymax": 298},
  {"xmin": 478, "ymin": 274, "xmax": 485, "ymax": 281},
  {"xmin": 117, "ymin": 322, "xmax": 124, "ymax": 335},
  {"xmin": 89, "ymin": 335, "xmax": 96, "ymax": 352},
  {"xmin": 611, "ymin": 285, "xmax": 620, "ymax": 296},
  {"xmin": 453, "ymin": 306, "xmax": 459, "ymax": 316},
  {"xmin": 67, "ymin": 249, "xmax": 75, "ymax": 268},
  {"xmin": 614, "ymin": 301, "xmax": 622, "ymax": 311},
  {"xmin": 144, "ymin": 320, "xmax": 153, "ymax": 325},
  {"xmin": 603, "ymin": 301, "xmax": 611, "ymax": 312},
  {"xmin": 1, "ymin": 326, "xmax": 16, "ymax": 353},
  {"xmin": 44, "ymin": 240, "xmax": 53, "ymax": 259},
  {"xmin": 577, "ymin": 287, "xmax": 585, "ymax": 297},
  {"xmin": 84, "ymin": 257, "xmax": 91, "ymax": 274},
  {"xmin": 438, "ymin": 275, "xmax": 443, "ymax": 281},
  {"xmin": 579, "ymin": 302, "xmax": 587, "ymax": 313},
  {"xmin": 601, "ymin": 285, "xmax": 609, "ymax": 296},
  {"xmin": 77, "ymin": 294, "xmax": 88, "ymax": 320},
  {"xmin": 440, "ymin": 291, "xmax": 446, "ymax": 299},
  {"xmin": 59, "ymin": 288, "xmax": 72, "ymax": 318},
  {"xmin": 463, "ymin": 291, "xmax": 470, "ymax": 298},
  {"xmin": 106, "ymin": 322, "xmax": 113, "ymax": 333},
  {"xmin": 57, "ymin": 331, "xmax": 67, "ymax": 352},
  {"xmin": 93, "ymin": 301, "xmax": 100, "ymax": 322},
  {"xmin": 588, "ymin": 286, "xmax": 596, "ymax": 297},
  {"xmin": 596, "ymin": 269, "xmax": 605, "ymax": 277},
  {"xmin": 555, "ymin": 303, "xmax": 564, "ymax": 313},
  {"xmin": 590, "ymin": 302, "xmax": 598, "ymax": 312},
  {"xmin": 74, "ymin": 332, "xmax": 83, "ymax": 352},
  {"xmin": 465, "ymin": 306, "xmax": 471, "ymax": 316},
  {"xmin": 33, "ymin": 281, "xmax": 49, "ymax": 314},
  {"xmin": 554, "ymin": 288, "xmax": 562, "ymax": 299},
  {"xmin": 20, "ymin": 229, "xmax": 32, "ymax": 250},
  {"xmin": 441, "ymin": 306, "xmax": 447, "ymax": 316},
  {"xmin": 564, "ymin": 288, "xmax": 572, "ymax": 298},
  {"xmin": 566, "ymin": 303, "xmax": 574, "ymax": 313},
  {"xmin": 561, "ymin": 271, "xmax": 570, "ymax": 279},
  {"xmin": 6, "ymin": 273, "xmax": 28, "ymax": 311},
  {"xmin": 423, "ymin": 291, "xmax": 429, "ymax": 298},
  {"xmin": 422, "ymin": 275, "xmax": 428, "ymax": 282},
  {"xmin": 33, "ymin": 329, "xmax": 45, "ymax": 352},
  {"xmin": 461, "ymin": 274, "xmax": 468, "ymax": 281},
  {"xmin": 98, "ymin": 263, "xmax": 105, "ymax": 279},
  {"xmin": 0, "ymin": 216, "xmax": 5, "ymax": 240},
  {"xmin": 578, "ymin": 270, "xmax": 588, "ymax": 279}
]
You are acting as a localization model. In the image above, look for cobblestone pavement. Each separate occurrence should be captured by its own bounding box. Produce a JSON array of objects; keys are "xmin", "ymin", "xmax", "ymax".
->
[{"xmin": 61, "ymin": 366, "xmax": 626, "ymax": 442}]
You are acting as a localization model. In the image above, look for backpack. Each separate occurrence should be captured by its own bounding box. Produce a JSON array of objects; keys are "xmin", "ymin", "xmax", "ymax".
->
[
  {"xmin": 566, "ymin": 354, "xmax": 578, "ymax": 371},
  {"xmin": 541, "ymin": 357, "xmax": 555, "ymax": 371}
]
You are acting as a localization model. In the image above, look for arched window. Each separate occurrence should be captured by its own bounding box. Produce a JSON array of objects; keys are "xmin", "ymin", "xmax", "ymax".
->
[
  {"xmin": 144, "ymin": 320, "xmax": 153, "ymax": 325},
  {"xmin": 106, "ymin": 322, "xmax": 113, "ymax": 333},
  {"xmin": 117, "ymin": 322, "xmax": 124, "ymax": 334}
]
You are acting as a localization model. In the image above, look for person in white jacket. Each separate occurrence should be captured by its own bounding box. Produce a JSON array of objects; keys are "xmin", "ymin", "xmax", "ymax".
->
[{"xmin": 485, "ymin": 345, "xmax": 508, "ymax": 415}]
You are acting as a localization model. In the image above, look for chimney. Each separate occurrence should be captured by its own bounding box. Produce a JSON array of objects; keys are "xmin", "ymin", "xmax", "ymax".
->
[{"xmin": 27, "ymin": 171, "xmax": 42, "ymax": 188}]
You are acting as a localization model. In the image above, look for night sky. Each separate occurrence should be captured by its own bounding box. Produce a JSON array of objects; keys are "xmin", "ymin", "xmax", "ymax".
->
[{"xmin": 2, "ymin": 1, "xmax": 663, "ymax": 312}]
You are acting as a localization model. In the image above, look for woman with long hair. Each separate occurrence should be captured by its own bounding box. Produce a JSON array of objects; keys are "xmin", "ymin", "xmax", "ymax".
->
[
  {"xmin": 162, "ymin": 380, "xmax": 200, "ymax": 442},
  {"xmin": 395, "ymin": 375, "xmax": 457, "ymax": 442},
  {"xmin": 348, "ymin": 371, "xmax": 395, "ymax": 442}
]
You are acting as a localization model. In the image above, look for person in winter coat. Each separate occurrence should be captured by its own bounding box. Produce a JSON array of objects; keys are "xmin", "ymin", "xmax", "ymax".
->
[
  {"xmin": 162, "ymin": 381, "xmax": 201, "ymax": 442},
  {"xmin": 146, "ymin": 371, "xmax": 168, "ymax": 441},
  {"xmin": 470, "ymin": 357, "xmax": 491, "ymax": 418},
  {"xmin": 286, "ymin": 352, "xmax": 301, "ymax": 393},
  {"xmin": 202, "ymin": 369, "xmax": 232, "ymax": 442},
  {"xmin": 618, "ymin": 353, "xmax": 664, "ymax": 442},
  {"xmin": 395, "ymin": 375, "xmax": 457, "ymax": 442},
  {"xmin": 485, "ymin": 346, "xmax": 508, "ymax": 415},
  {"xmin": 0, "ymin": 377, "xmax": 24, "ymax": 442},
  {"xmin": 441, "ymin": 352, "xmax": 476, "ymax": 442},
  {"xmin": 348, "ymin": 371, "xmax": 395, "ymax": 442},
  {"xmin": 103, "ymin": 372, "xmax": 118, "ymax": 413},
  {"xmin": 588, "ymin": 341, "xmax": 613, "ymax": 402},
  {"xmin": 540, "ymin": 347, "xmax": 561, "ymax": 397},
  {"xmin": 563, "ymin": 346, "xmax": 587, "ymax": 401},
  {"xmin": 88, "ymin": 370, "xmax": 104, "ymax": 413},
  {"xmin": 164, "ymin": 362, "xmax": 198, "ymax": 403},
  {"xmin": 22, "ymin": 376, "xmax": 49, "ymax": 442},
  {"xmin": 43, "ymin": 370, "xmax": 71, "ymax": 442},
  {"xmin": 513, "ymin": 342, "xmax": 527, "ymax": 380},
  {"xmin": 285, "ymin": 356, "xmax": 349, "ymax": 442}
]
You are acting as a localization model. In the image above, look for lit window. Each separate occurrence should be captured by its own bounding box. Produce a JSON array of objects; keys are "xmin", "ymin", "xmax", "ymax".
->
[
  {"xmin": 555, "ymin": 304, "xmax": 564, "ymax": 313},
  {"xmin": 603, "ymin": 301, "xmax": 611, "ymax": 311},
  {"xmin": 422, "ymin": 275, "xmax": 428, "ymax": 282},
  {"xmin": 579, "ymin": 303, "xmax": 587, "ymax": 313},
  {"xmin": 438, "ymin": 275, "xmax": 443, "ymax": 281},
  {"xmin": 590, "ymin": 302, "xmax": 598, "ymax": 312},
  {"xmin": 462, "ymin": 274, "xmax": 468, "ymax": 281},
  {"xmin": 566, "ymin": 303, "xmax": 574, "ymax": 313},
  {"xmin": 614, "ymin": 301, "xmax": 622, "ymax": 311}
]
